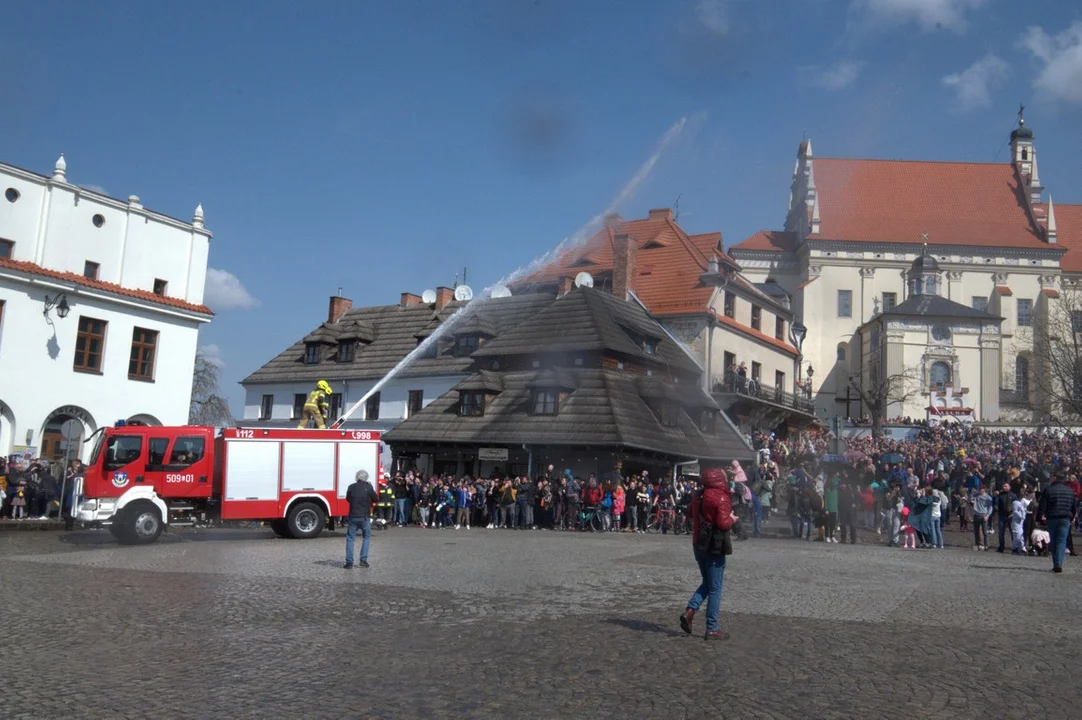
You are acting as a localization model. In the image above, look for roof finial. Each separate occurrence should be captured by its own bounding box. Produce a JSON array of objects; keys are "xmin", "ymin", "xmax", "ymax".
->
[
  {"xmin": 1047, "ymin": 196, "xmax": 1057, "ymax": 242},
  {"xmin": 53, "ymin": 154, "xmax": 67, "ymax": 182},
  {"xmin": 193, "ymin": 202, "xmax": 205, "ymax": 228}
]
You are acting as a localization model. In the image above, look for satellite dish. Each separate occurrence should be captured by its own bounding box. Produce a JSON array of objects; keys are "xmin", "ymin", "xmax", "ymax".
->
[
  {"xmin": 490, "ymin": 285, "xmax": 512, "ymax": 298},
  {"xmin": 574, "ymin": 271, "xmax": 594, "ymax": 288},
  {"xmin": 454, "ymin": 284, "xmax": 474, "ymax": 302},
  {"xmin": 421, "ymin": 289, "xmax": 437, "ymax": 304}
]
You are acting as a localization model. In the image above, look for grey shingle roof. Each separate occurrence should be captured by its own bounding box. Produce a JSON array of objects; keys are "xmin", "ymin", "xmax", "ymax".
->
[
  {"xmin": 242, "ymin": 294, "xmax": 552, "ymax": 384},
  {"xmin": 472, "ymin": 287, "xmax": 700, "ymax": 374},
  {"xmin": 384, "ymin": 368, "xmax": 754, "ymax": 461},
  {"xmin": 880, "ymin": 294, "xmax": 1002, "ymax": 321}
]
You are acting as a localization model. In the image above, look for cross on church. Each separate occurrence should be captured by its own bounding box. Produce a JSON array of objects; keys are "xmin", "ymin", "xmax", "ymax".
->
[
  {"xmin": 835, "ymin": 386, "xmax": 859, "ymax": 419},
  {"xmin": 920, "ymin": 232, "xmax": 929, "ymax": 242}
]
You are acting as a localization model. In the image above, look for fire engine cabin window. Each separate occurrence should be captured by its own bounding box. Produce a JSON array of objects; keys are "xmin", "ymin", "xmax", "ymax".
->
[
  {"xmin": 104, "ymin": 435, "xmax": 143, "ymax": 471},
  {"xmin": 168, "ymin": 436, "xmax": 206, "ymax": 467},
  {"xmin": 148, "ymin": 437, "xmax": 170, "ymax": 466}
]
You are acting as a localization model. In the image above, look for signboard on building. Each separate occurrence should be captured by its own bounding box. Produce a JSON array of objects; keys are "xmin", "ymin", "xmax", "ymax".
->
[{"xmin": 478, "ymin": 447, "xmax": 509, "ymax": 462}]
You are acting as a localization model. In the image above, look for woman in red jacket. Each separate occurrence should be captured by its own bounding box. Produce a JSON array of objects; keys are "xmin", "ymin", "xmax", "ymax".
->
[{"xmin": 680, "ymin": 465, "xmax": 736, "ymax": 641}]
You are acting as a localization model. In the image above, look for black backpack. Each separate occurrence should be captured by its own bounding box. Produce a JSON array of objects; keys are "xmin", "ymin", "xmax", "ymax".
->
[{"xmin": 695, "ymin": 491, "xmax": 729, "ymax": 556}]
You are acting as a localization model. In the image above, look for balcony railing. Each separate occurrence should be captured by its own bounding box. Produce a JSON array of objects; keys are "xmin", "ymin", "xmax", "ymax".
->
[{"xmin": 711, "ymin": 373, "xmax": 815, "ymax": 414}]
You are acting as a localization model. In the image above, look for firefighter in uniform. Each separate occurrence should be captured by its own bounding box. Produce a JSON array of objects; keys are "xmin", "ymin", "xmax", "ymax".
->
[
  {"xmin": 297, "ymin": 380, "xmax": 333, "ymax": 429},
  {"xmin": 377, "ymin": 481, "xmax": 395, "ymax": 525}
]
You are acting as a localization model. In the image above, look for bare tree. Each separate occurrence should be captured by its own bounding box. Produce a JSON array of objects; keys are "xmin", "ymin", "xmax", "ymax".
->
[
  {"xmin": 1027, "ymin": 285, "xmax": 1082, "ymax": 427},
  {"xmin": 189, "ymin": 348, "xmax": 234, "ymax": 427},
  {"xmin": 848, "ymin": 366, "xmax": 923, "ymax": 437}
]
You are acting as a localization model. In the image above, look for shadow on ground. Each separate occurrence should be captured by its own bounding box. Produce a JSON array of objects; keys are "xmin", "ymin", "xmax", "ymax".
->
[{"xmin": 604, "ymin": 617, "xmax": 685, "ymax": 638}]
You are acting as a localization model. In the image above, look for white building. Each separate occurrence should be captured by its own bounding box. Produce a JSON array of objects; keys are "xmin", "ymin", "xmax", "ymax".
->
[
  {"xmin": 731, "ymin": 115, "xmax": 1081, "ymax": 427},
  {"xmin": 0, "ymin": 155, "xmax": 213, "ymax": 460}
]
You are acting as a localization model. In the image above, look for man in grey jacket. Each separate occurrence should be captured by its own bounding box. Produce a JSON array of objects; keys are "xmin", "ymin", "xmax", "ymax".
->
[{"xmin": 345, "ymin": 469, "xmax": 378, "ymax": 569}]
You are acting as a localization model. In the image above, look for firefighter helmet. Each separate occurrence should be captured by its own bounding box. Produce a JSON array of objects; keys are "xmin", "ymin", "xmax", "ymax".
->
[{"xmin": 317, "ymin": 380, "xmax": 332, "ymax": 395}]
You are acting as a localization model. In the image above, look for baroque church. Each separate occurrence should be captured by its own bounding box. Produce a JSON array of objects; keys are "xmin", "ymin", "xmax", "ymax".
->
[{"xmin": 730, "ymin": 114, "xmax": 1081, "ymax": 426}]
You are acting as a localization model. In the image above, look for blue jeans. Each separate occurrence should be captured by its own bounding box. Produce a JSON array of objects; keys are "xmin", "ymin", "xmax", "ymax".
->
[
  {"xmin": 998, "ymin": 514, "xmax": 1010, "ymax": 551},
  {"xmin": 394, "ymin": 499, "xmax": 408, "ymax": 525},
  {"xmin": 1049, "ymin": 518, "xmax": 1070, "ymax": 570},
  {"xmin": 345, "ymin": 517, "xmax": 371, "ymax": 564},
  {"xmin": 930, "ymin": 516, "xmax": 943, "ymax": 547},
  {"xmin": 687, "ymin": 548, "xmax": 726, "ymax": 632}
]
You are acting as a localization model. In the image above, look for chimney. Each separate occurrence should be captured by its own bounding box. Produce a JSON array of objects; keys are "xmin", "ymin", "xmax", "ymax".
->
[
  {"xmin": 435, "ymin": 286, "xmax": 455, "ymax": 309},
  {"xmin": 603, "ymin": 213, "xmax": 622, "ymax": 229},
  {"xmin": 559, "ymin": 276, "xmax": 574, "ymax": 296},
  {"xmin": 647, "ymin": 208, "xmax": 672, "ymax": 221},
  {"xmin": 612, "ymin": 233, "xmax": 636, "ymax": 302},
  {"xmin": 400, "ymin": 292, "xmax": 423, "ymax": 307},
  {"xmin": 328, "ymin": 295, "xmax": 352, "ymax": 323}
]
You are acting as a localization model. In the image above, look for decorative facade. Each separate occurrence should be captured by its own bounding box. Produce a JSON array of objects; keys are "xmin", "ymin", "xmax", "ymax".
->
[
  {"xmin": 0, "ymin": 155, "xmax": 213, "ymax": 459},
  {"xmin": 731, "ymin": 115, "xmax": 1081, "ymax": 426}
]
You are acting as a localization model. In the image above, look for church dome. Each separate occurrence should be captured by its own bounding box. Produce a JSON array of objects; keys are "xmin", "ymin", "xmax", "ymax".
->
[{"xmin": 910, "ymin": 248, "xmax": 939, "ymax": 274}]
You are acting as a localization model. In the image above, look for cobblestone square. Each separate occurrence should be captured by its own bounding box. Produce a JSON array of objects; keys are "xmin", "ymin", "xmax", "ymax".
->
[{"xmin": 2, "ymin": 527, "xmax": 1079, "ymax": 719}]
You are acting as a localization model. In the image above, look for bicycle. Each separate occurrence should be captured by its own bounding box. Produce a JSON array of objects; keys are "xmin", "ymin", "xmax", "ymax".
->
[
  {"xmin": 645, "ymin": 502, "xmax": 677, "ymax": 534},
  {"xmin": 575, "ymin": 505, "xmax": 611, "ymax": 532}
]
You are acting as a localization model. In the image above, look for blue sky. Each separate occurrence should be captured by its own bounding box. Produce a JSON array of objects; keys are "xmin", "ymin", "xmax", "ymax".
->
[{"xmin": 3, "ymin": 0, "xmax": 1081, "ymax": 413}]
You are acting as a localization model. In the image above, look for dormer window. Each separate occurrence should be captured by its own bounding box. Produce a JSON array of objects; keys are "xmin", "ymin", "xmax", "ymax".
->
[
  {"xmin": 699, "ymin": 410, "xmax": 717, "ymax": 434},
  {"xmin": 336, "ymin": 341, "xmax": 355, "ymax": 363},
  {"xmin": 531, "ymin": 389, "xmax": 558, "ymax": 416},
  {"xmin": 643, "ymin": 340, "xmax": 656, "ymax": 355},
  {"xmin": 417, "ymin": 336, "xmax": 438, "ymax": 358},
  {"xmin": 459, "ymin": 390, "xmax": 485, "ymax": 417},
  {"xmin": 304, "ymin": 343, "xmax": 321, "ymax": 364},
  {"xmin": 454, "ymin": 333, "xmax": 480, "ymax": 357},
  {"xmin": 660, "ymin": 403, "xmax": 680, "ymax": 428}
]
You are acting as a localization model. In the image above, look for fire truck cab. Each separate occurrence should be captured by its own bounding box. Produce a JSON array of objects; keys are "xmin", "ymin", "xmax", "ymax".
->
[{"xmin": 75, "ymin": 424, "xmax": 382, "ymax": 545}]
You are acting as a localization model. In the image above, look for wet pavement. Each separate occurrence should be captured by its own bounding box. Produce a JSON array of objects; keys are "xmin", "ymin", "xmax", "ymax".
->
[{"xmin": 2, "ymin": 525, "xmax": 1078, "ymax": 718}]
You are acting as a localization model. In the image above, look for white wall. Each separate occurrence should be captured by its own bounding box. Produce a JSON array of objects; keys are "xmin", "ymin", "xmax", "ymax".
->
[
  {"xmin": 0, "ymin": 276, "xmax": 203, "ymax": 458},
  {"xmin": 243, "ymin": 376, "xmax": 461, "ymax": 424},
  {"xmin": 0, "ymin": 159, "xmax": 211, "ymax": 307}
]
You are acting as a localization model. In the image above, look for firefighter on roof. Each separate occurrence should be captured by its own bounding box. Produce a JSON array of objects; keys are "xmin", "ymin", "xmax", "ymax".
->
[{"xmin": 297, "ymin": 380, "xmax": 333, "ymax": 429}]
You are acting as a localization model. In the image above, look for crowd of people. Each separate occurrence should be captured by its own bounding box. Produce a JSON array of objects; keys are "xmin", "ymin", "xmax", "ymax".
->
[{"xmin": 0, "ymin": 456, "xmax": 81, "ymax": 526}]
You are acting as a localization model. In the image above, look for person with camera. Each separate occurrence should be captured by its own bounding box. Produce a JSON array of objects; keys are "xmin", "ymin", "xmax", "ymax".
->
[{"xmin": 679, "ymin": 463, "xmax": 738, "ymax": 642}]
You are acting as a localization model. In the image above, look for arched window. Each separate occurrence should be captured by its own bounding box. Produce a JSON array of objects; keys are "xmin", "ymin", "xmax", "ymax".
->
[
  {"xmin": 930, "ymin": 361, "xmax": 951, "ymax": 389},
  {"xmin": 1016, "ymin": 356, "xmax": 1029, "ymax": 400},
  {"xmin": 836, "ymin": 343, "xmax": 846, "ymax": 362}
]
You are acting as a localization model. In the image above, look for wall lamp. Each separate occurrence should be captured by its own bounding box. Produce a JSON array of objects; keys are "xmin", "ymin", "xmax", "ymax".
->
[{"xmin": 44, "ymin": 293, "xmax": 70, "ymax": 320}]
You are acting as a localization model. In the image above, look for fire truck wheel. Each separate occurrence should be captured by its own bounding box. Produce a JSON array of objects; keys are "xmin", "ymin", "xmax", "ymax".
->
[
  {"xmin": 118, "ymin": 502, "xmax": 164, "ymax": 545},
  {"xmin": 270, "ymin": 519, "xmax": 292, "ymax": 538},
  {"xmin": 286, "ymin": 502, "xmax": 325, "ymax": 539}
]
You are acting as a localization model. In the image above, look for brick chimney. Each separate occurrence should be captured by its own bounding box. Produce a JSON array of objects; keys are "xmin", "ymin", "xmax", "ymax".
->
[
  {"xmin": 647, "ymin": 208, "xmax": 672, "ymax": 221},
  {"xmin": 400, "ymin": 292, "xmax": 423, "ymax": 307},
  {"xmin": 328, "ymin": 295, "xmax": 352, "ymax": 323},
  {"xmin": 559, "ymin": 276, "xmax": 574, "ymax": 296},
  {"xmin": 435, "ymin": 286, "xmax": 455, "ymax": 309},
  {"xmin": 612, "ymin": 233, "xmax": 636, "ymax": 302}
]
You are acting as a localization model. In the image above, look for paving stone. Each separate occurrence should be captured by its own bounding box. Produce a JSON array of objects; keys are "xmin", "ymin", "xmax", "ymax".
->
[{"xmin": 1, "ymin": 526, "xmax": 1078, "ymax": 718}]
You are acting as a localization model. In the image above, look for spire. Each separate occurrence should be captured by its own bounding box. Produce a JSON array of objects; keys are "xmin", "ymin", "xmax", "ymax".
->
[
  {"xmin": 1031, "ymin": 151, "xmax": 1040, "ymax": 186},
  {"xmin": 53, "ymin": 154, "xmax": 67, "ymax": 182},
  {"xmin": 193, "ymin": 203, "xmax": 205, "ymax": 229},
  {"xmin": 1047, "ymin": 196, "xmax": 1057, "ymax": 243},
  {"xmin": 804, "ymin": 138, "xmax": 813, "ymax": 158},
  {"xmin": 810, "ymin": 193, "xmax": 821, "ymax": 234}
]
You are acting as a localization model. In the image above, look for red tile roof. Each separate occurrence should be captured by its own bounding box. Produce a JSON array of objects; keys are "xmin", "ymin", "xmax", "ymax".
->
[
  {"xmin": 1053, "ymin": 203, "xmax": 1082, "ymax": 273},
  {"xmin": 732, "ymin": 159, "xmax": 1059, "ymax": 253},
  {"xmin": 0, "ymin": 257, "xmax": 214, "ymax": 315},
  {"xmin": 517, "ymin": 214, "xmax": 721, "ymax": 316},
  {"xmin": 732, "ymin": 230, "xmax": 797, "ymax": 253}
]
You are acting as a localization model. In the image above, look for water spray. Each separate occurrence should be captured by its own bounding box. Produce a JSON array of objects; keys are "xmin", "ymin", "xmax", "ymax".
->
[{"xmin": 331, "ymin": 115, "xmax": 694, "ymax": 429}]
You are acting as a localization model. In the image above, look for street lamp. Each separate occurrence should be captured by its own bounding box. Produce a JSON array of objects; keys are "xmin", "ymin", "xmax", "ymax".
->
[
  {"xmin": 789, "ymin": 320, "xmax": 807, "ymax": 353},
  {"xmin": 805, "ymin": 365, "xmax": 815, "ymax": 397},
  {"xmin": 44, "ymin": 293, "xmax": 70, "ymax": 320}
]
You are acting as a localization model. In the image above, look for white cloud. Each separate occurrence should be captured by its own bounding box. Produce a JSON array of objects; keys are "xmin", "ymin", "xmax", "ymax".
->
[
  {"xmin": 199, "ymin": 343, "xmax": 224, "ymax": 367},
  {"xmin": 1019, "ymin": 22, "xmax": 1082, "ymax": 105},
  {"xmin": 855, "ymin": 0, "xmax": 988, "ymax": 33},
  {"xmin": 204, "ymin": 268, "xmax": 259, "ymax": 310},
  {"xmin": 799, "ymin": 61, "xmax": 865, "ymax": 90},
  {"xmin": 696, "ymin": 0, "xmax": 729, "ymax": 36},
  {"xmin": 941, "ymin": 53, "xmax": 1009, "ymax": 112}
]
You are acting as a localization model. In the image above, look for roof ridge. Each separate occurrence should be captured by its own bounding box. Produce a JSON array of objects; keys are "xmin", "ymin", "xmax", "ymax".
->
[
  {"xmin": 666, "ymin": 216, "xmax": 711, "ymax": 270},
  {"xmin": 817, "ymin": 157, "xmax": 1013, "ymax": 167}
]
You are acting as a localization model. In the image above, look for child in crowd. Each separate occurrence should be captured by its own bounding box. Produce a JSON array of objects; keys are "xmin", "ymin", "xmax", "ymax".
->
[
  {"xmin": 10, "ymin": 481, "xmax": 27, "ymax": 519},
  {"xmin": 900, "ymin": 507, "xmax": 917, "ymax": 549},
  {"xmin": 1030, "ymin": 527, "xmax": 1050, "ymax": 557}
]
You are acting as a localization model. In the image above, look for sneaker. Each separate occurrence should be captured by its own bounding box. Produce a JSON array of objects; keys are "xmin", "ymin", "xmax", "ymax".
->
[
  {"xmin": 1053, "ymin": 566, "xmax": 1063, "ymax": 573},
  {"xmin": 343, "ymin": 563, "xmax": 353, "ymax": 569},
  {"xmin": 359, "ymin": 560, "xmax": 370, "ymax": 568},
  {"xmin": 454, "ymin": 525, "xmax": 460, "ymax": 530}
]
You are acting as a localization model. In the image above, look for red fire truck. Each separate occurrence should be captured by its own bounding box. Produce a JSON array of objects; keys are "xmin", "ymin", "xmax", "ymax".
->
[{"xmin": 74, "ymin": 424, "xmax": 383, "ymax": 545}]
